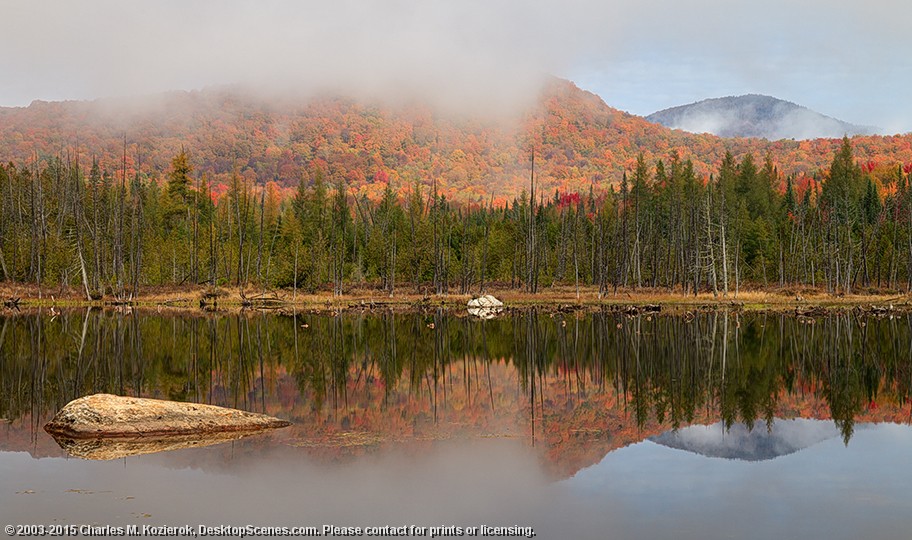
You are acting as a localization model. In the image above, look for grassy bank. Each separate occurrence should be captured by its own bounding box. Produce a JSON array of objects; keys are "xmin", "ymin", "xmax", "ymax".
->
[{"xmin": 2, "ymin": 281, "xmax": 910, "ymax": 313}]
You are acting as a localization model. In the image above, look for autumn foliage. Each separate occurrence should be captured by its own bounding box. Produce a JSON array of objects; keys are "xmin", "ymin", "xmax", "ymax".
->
[{"xmin": 2, "ymin": 78, "xmax": 912, "ymax": 203}]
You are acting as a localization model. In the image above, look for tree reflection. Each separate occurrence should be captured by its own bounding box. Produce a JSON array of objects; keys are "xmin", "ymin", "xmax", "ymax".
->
[{"xmin": 1, "ymin": 308, "xmax": 911, "ymax": 447}]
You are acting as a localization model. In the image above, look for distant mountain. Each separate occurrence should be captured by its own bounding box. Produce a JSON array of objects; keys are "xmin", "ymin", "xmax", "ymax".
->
[{"xmin": 646, "ymin": 94, "xmax": 878, "ymax": 140}]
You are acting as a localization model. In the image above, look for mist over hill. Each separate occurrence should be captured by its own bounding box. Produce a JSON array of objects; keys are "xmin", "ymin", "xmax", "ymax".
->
[
  {"xmin": 646, "ymin": 95, "xmax": 879, "ymax": 140},
  {"xmin": 0, "ymin": 80, "xmax": 909, "ymax": 202}
]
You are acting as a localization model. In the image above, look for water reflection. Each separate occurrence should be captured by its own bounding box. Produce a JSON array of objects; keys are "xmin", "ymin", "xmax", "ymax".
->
[
  {"xmin": 48, "ymin": 430, "xmax": 269, "ymax": 460},
  {"xmin": 0, "ymin": 308, "xmax": 910, "ymax": 473},
  {"xmin": 649, "ymin": 419, "xmax": 843, "ymax": 461},
  {"xmin": 2, "ymin": 424, "xmax": 912, "ymax": 540},
  {"xmin": 560, "ymin": 422, "xmax": 912, "ymax": 540}
]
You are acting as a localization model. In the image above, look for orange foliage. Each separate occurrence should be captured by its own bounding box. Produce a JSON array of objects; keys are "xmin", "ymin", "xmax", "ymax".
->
[{"xmin": 3, "ymin": 79, "xmax": 912, "ymax": 204}]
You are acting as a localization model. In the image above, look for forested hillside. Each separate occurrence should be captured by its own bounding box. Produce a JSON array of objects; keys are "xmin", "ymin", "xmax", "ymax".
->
[
  {"xmin": 2, "ymin": 78, "xmax": 912, "ymax": 205},
  {"xmin": 3, "ymin": 78, "xmax": 912, "ymax": 297}
]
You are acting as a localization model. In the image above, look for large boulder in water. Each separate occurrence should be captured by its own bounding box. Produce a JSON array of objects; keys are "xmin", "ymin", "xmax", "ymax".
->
[{"xmin": 44, "ymin": 394, "xmax": 291, "ymax": 438}]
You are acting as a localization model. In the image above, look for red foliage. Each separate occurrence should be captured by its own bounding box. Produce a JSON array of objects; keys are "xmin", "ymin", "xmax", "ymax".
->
[{"xmin": 558, "ymin": 192, "xmax": 581, "ymax": 208}]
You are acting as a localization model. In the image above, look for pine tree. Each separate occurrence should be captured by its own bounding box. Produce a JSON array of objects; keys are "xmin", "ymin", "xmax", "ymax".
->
[{"xmin": 167, "ymin": 148, "xmax": 193, "ymax": 207}]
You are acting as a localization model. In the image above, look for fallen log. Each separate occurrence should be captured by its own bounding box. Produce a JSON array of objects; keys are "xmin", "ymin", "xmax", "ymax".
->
[{"xmin": 44, "ymin": 394, "xmax": 291, "ymax": 439}]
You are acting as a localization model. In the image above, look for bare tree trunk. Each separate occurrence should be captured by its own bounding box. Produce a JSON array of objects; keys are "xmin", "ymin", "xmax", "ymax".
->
[
  {"xmin": 389, "ymin": 228, "xmax": 396, "ymax": 297},
  {"xmin": 477, "ymin": 206, "xmax": 488, "ymax": 294},
  {"xmin": 131, "ymin": 148, "xmax": 144, "ymax": 298},
  {"xmin": 720, "ymin": 199, "xmax": 729, "ymax": 297},
  {"xmin": 116, "ymin": 134, "xmax": 127, "ymax": 297},
  {"xmin": 232, "ymin": 170, "xmax": 245, "ymax": 288},
  {"xmin": 526, "ymin": 150, "xmax": 536, "ymax": 293},
  {"xmin": 256, "ymin": 188, "xmax": 265, "ymax": 286},
  {"xmin": 192, "ymin": 174, "xmax": 200, "ymax": 285},
  {"xmin": 291, "ymin": 241, "xmax": 298, "ymax": 302},
  {"xmin": 705, "ymin": 193, "xmax": 718, "ymax": 297}
]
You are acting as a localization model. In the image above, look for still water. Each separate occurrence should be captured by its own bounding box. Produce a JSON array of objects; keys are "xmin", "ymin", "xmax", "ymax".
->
[{"xmin": 1, "ymin": 308, "xmax": 911, "ymax": 539}]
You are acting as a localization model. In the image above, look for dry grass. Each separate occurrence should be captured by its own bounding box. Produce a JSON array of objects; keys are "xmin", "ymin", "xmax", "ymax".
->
[{"xmin": 1, "ymin": 280, "xmax": 910, "ymax": 312}]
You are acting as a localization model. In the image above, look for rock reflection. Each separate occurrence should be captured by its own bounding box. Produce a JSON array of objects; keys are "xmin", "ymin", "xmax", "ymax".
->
[{"xmin": 47, "ymin": 430, "xmax": 270, "ymax": 460}]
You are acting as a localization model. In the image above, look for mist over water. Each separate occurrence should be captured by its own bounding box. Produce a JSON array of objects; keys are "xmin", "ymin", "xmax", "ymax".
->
[
  {"xmin": 0, "ymin": 438, "xmax": 550, "ymax": 530},
  {"xmin": 3, "ymin": 419, "xmax": 911, "ymax": 539}
]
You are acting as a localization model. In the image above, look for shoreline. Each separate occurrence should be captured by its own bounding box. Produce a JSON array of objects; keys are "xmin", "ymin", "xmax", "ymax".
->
[{"xmin": 2, "ymin": 282, "xmax": 910, "ymax": 314}]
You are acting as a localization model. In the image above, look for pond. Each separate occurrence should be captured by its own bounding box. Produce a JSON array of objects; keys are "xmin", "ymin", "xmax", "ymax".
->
[{"xmin": 1, "ymin": 308, "xmax": 911, "ymax": 539}]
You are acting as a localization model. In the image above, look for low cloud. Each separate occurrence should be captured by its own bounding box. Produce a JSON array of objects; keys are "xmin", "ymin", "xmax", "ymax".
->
[
  {"xmin": 1, "ymin": 1, "xmax": 910, "ymax": 128},
  {"xmin": 0, "ymin": 0, "xmax": 602, "ymax": 116}
]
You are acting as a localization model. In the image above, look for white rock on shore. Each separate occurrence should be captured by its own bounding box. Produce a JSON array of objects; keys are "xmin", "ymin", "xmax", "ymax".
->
[
  {"xmin": 467, "ymin": 294, "xmax": 503, "ymax": 308},
  {"xmin": 467, "ymin": 295, "xmax": 504, "ymax": 319}
]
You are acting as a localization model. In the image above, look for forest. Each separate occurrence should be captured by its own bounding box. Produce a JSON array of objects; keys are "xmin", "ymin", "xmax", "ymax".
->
[{"xmin": 0, "ymin": 134, "xmax": 909, "ymax": 299}]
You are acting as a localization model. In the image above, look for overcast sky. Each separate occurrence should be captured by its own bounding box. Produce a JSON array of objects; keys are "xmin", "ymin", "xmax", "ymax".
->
[{"xmin": 1, "ymin": 0, "xmax": 909, "ymax": 131}]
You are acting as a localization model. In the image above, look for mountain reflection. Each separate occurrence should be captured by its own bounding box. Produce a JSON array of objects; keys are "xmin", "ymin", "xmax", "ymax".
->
[
  {"xmin": 0, "ymin": 308, "xmax": 910, "ymax": 475},
  {"xmin": 649, "ymin": 419, "xmax": 843, "ymax": 461}
]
